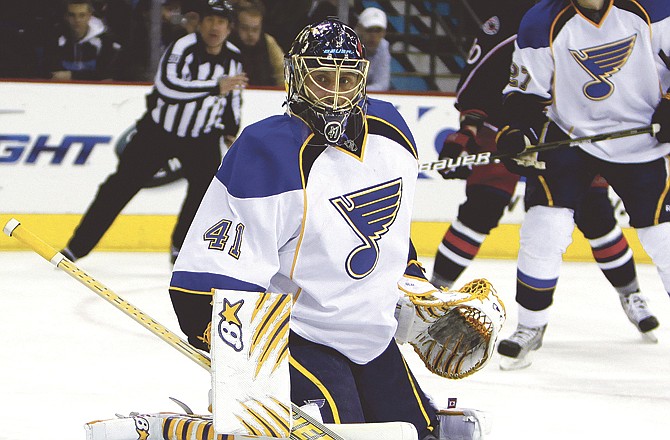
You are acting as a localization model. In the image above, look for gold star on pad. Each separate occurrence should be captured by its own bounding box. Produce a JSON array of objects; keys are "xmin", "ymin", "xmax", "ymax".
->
[{"xmin": 221, "ymin": 298, "xmax": 244, "ymax": 327}]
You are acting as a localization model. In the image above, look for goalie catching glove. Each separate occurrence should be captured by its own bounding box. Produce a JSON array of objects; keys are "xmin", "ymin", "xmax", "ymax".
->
[{"xmin": 395, "ymin": 270, "xmax": 505, "ymax": 379}]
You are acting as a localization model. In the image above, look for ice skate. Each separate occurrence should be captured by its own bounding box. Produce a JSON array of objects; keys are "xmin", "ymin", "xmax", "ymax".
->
[
  {"xmin": 497, "ymin": 324, "xmax": 546, "ymax": 370},
  {"xmin": 619, "ymin": 292, "xmax": 659, "ymax": 343}
]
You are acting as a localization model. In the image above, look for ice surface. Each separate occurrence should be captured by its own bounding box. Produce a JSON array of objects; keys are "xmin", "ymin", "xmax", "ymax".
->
[{"xmin": 0, "ymin": 252, "xmax": 668, "ymax": 439}]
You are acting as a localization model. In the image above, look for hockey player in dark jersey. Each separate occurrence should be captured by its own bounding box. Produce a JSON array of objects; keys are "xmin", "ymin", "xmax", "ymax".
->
[{"xmin": 430, "ymin": 0, "xmax": 658, "ymax": 369}]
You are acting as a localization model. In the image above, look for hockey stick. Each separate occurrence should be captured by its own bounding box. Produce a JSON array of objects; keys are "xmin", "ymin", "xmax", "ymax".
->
[
  {"xmin": 419, "ymin": 123, "xmax": 660, "ymax": 172},
  {"xmin": 2, "ymin": 218, "xmax": 345, "ymax": 440}
]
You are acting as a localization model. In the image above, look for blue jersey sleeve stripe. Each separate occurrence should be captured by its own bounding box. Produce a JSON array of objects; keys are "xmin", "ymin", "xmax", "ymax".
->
[{"xmin": 170, "ymin": 270, "xmax": 265, "ymax": 294}]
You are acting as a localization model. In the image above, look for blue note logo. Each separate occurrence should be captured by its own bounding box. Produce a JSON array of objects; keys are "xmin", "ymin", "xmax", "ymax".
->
[
  {"xmin": 330, "ymin": 178, "xmax": 402, "ymax": 279},
  {"xmin": 570, "ymin": 34, "xmax": 636, "ymax": 100}
]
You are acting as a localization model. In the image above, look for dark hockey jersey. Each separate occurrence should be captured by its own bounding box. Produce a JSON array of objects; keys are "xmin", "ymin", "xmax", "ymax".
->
[{"xmin": 455, "ymin": 0, "xmax": 537, "ymax": 128}]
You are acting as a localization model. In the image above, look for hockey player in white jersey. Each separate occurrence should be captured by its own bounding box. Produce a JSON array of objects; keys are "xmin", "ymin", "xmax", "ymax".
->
[
  {"xmin": 495, "ymin": 0, "xmax": 670, "ymax": 368},
  {"xmin": 430, "ymin": 0, "xmax": 658, "ymax": 352},
  {"xmin": 168, "ymin": 18, "xmax": 504, "ymax": 440}
]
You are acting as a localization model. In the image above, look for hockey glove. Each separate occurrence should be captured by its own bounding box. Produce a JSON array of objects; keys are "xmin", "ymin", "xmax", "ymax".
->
[
  {"xmin": 496, "ymin": 125, "xmax": 545, "ymax": 176},
  {"xmin": 395, "ymin": 277, "xmax": 506, "ymax": 379},
  {"xmin": 652, "ymin": 94, "xmax": 670, "ymax": 143},
  {"xmin": 437, "ymin": 128, "xmax": 478, "ymax": 180}
]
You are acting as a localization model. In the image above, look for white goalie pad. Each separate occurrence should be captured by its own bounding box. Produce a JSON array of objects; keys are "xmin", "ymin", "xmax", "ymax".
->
[
  {"xmin": 395, "ymin": 277, "xmax": 505, "ymax": 379},
  {"xmin": 437, "ymin": 408, "xmax": 492, "ymax": 440},
  {"xmin": 211, "ymin": 290, "xmax": 292, "ymax": 437},
  {"xmin": 85, "ymin": 413, "xmax": 418, "ymax": 440},
  {"xmin": 84, "ymin": 413, "xmax": 267, "ymax": 439}
]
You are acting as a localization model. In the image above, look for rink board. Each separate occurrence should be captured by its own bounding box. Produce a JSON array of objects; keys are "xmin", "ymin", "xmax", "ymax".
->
[{"xmin": 0, "ymin": 81, "xmax": 649, "ymax": 262}]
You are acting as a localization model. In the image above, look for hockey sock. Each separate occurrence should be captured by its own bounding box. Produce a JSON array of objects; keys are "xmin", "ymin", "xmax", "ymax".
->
[
  {"xmin": 432, "ymin": 219, "xmax": 486, "ymax": 288},
  {"xmin": 587, "ymin": 226, "xmax": 637, "ymax": 290}
]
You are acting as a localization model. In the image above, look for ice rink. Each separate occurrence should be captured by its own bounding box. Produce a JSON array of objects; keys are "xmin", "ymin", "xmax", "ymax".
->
[{"xmin": 0, "ymin": 250, "xmax": 668, "ymax": 440}]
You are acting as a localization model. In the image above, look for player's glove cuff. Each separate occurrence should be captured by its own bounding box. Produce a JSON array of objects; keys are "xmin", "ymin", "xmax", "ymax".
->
[
  {"xmin": 495, "ymin": 124, "xmax": 536, "ymax": 155},
  {"xmin": 496, "ymin": 125, "xmax": 546, "ymax": 176},
  {"xmin": 437, "ymin": 129, "xmax": 477, "ymax": 180}
]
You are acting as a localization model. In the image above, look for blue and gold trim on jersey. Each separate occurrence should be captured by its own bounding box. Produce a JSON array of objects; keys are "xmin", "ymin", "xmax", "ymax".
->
[
  {"xmin": 654, "ymin": 156, "xmax": 670, "ymax": 224},
  {"xmin": 400, "ymin": 356, "xmax": 437, "ymax": 435},
  {"xmin": 288, "ymin": 356, "xmax": 342, "ymax": 424},
  {"xmin": 330, "ymin": 178, "xmax": 403, "ymax": 279},
  {"xmin": 170, "ymin": 271, "xmax": 264, "ymax": 296},
  {"xmin": 366, "ymin": 115, "xmax": 418, "ymax": 160}
]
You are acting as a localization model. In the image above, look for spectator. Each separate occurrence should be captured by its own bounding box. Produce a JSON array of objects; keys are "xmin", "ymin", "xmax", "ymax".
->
[
  {"xmin": 61, "ymin": 0, "xmax": 248, "ymax": 264},
  {"xmin": 45, "ymin": 0, "xmax": 122, "ymax": 80},
  {"xmin": 260, "ymin": 0, "xmax": 311, "ymax": 52},
  {"xmin": 355, "ymin": 7, "xmax": 390, "ymax": 91},
  {"xmin": 0, "ymin": 0, "xmax": 60, "ymax": 78},
  {"xmin": 161, "ymin": 0, "xmax": 187, "ymax": 48},
  {"xmin": 228, "ymin": 0, "xmax": 284, "ymax": 86},
  {"xmin": 307, "ymin": 0, "xmax": 338, "ymax": 23}
]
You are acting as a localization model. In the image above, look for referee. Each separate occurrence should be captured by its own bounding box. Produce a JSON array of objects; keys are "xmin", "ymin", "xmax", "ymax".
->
[{"xmin": 62, "ymin": 0, "xmax": 248, "ymax": 263}]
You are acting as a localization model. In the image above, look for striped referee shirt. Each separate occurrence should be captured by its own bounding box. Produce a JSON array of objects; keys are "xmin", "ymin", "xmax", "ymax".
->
[{"xmin": 147, "ymin": 33, "xmax": 243, "ymax": 139}]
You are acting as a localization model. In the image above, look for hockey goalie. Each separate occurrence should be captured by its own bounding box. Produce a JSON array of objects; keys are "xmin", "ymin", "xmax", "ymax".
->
[{"xmin": 83, "ymin": 13, "xmax": 506, "ymax": 440}]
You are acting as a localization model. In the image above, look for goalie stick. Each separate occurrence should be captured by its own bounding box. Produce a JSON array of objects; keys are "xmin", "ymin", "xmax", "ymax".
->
[
  {"xmin": 419, "ymin": 123, "xmax": 660, "ymax": 172},
  {"xmin": 2, "ymin": 218, "xmax": 345, "ymax": 440}
]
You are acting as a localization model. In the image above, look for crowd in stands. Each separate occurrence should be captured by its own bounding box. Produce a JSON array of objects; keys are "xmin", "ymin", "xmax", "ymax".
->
[{"xmin": 0, "ymin": 0, "xmax": 392, "ymax": 90}]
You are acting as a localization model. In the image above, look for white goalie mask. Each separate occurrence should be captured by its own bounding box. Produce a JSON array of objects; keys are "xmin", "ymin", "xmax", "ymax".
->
[{"xmin": 285, "ymin": 19, "xmax": 370, "ymax": 145}]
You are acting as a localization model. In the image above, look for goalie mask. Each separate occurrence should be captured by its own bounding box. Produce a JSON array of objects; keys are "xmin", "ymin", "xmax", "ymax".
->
[{"xmin": 285, "ymin": 19, "xmax": 369, "ymax": 145}]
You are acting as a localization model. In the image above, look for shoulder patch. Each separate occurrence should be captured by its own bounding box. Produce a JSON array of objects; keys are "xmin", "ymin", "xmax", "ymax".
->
[{"xmin": 483, "ymin": 16, "xmax": 501, "ymax": 35}]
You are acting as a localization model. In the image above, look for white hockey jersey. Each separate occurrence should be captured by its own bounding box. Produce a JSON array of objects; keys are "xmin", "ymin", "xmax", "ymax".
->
[
  {"xmin": 504, "ymin": 0, "xmax": 670, "ymax": 163},
  {"xmin": 171, "ymin": 98, "xmax": 419, "ymax": 364}
]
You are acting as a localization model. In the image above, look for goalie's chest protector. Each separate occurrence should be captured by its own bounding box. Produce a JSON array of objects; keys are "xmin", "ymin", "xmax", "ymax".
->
[{"xmin": 289, "ymin": 112, "xmax": 418, "ymax": 364}]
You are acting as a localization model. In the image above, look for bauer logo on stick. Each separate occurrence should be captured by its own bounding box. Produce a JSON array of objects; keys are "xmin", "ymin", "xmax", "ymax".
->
[{"xmin": 217, "ymin": 298, "xmax": 244, "ymax": 352}]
